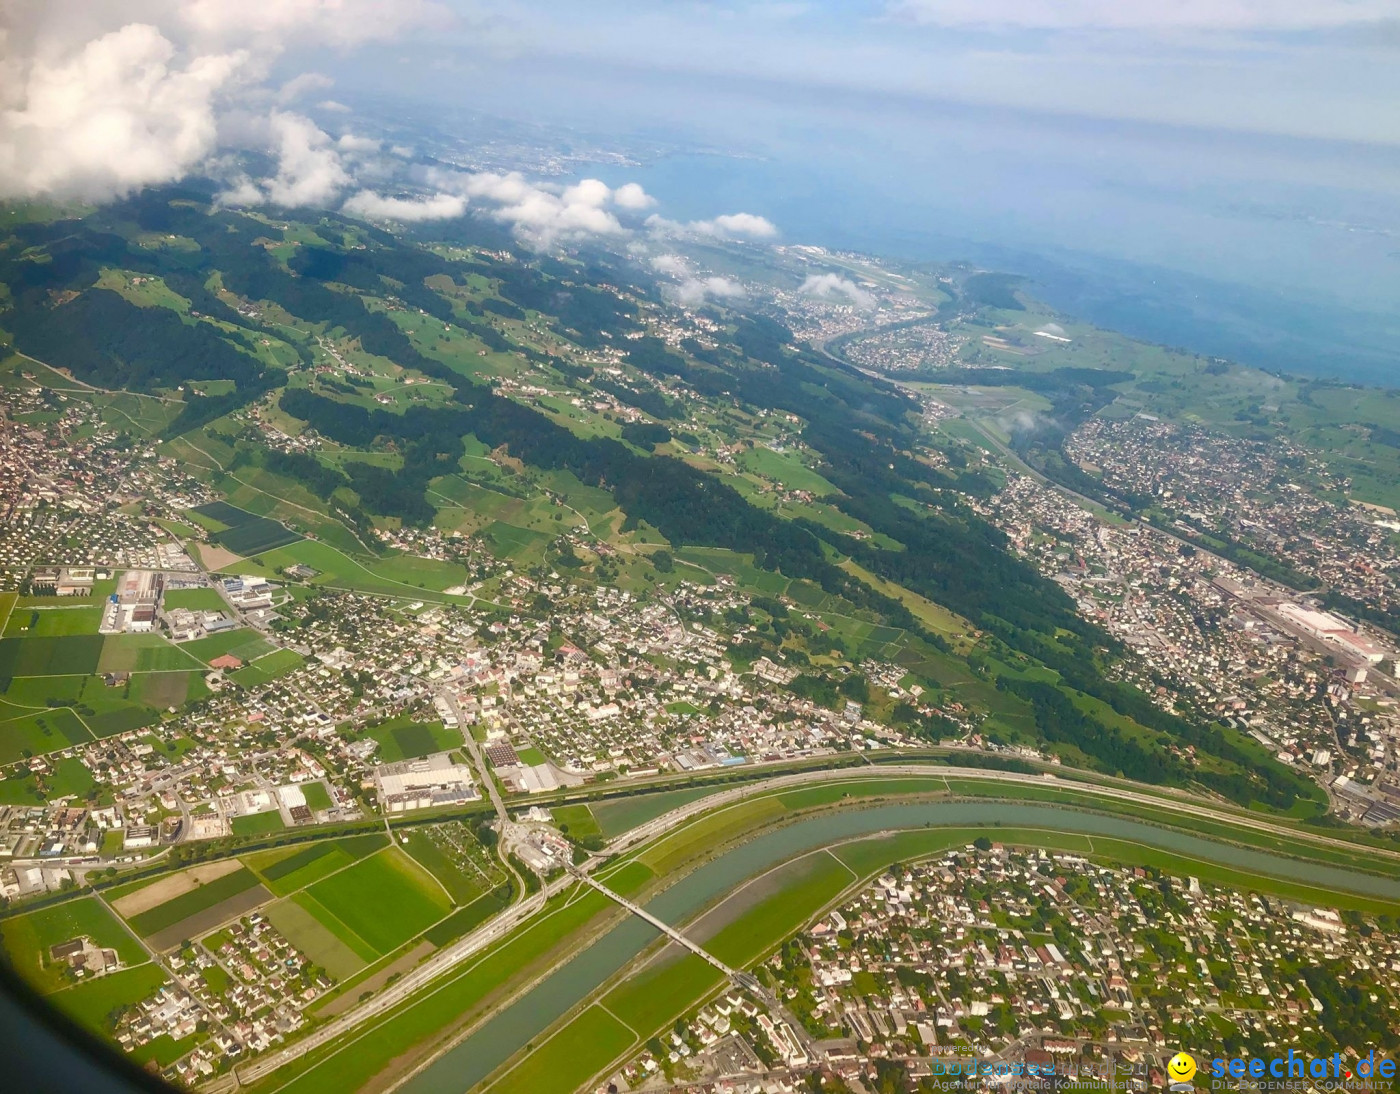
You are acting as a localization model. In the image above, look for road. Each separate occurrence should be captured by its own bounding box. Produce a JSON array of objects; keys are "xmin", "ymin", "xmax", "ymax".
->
[
  {"xmin": 221, "ymin": 874, "xmax": 574, "ymax": 1090},
  {"xmin": 206, "ymin": 757, "xmax": 1400, "ymax": 1091}
]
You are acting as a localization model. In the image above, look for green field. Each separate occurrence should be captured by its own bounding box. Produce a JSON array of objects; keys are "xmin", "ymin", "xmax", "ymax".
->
[
  {"xmin": 128, "ymin": 670, "xmax": 205, "ymax": 711},
  {"xmin": 0, "ymin": 897, "xmax": 147, "ymax": 993},
  {"xmin": 2, "ymin": 606, "xmax": 103, "ymax": 637},
  {"xmin": 302, "ymin": 781, "xmax": 333, "ymax": 812},
  {"xmin": 48, "ymin": 964, "xmax": 169, "ymax": 1031},
  {"xmin": 423, "ymin": 885, "xmax": 513, "ymax": 947},
  {"xmin": 362, "ymin": 716, "xmax": 460, "ymax": 762},
  {"xmin": 550, "ymin": 803, "xmax": 601, "ymax": 841},
  {"xmin": 182, "ymin": 629, "xmax": 276, "ymax": 665},
  {"xmin": 247, "ymin": 833, "xmax": 388, "ymax": 897},
  {"xmin": 588, "ymin": 786, "xmax": 725, "ymax": 838},
  {"xmin": 0, "ymin": 634, "xmax": 105, "ymax": 677},
  {"xmin": 96, "ymin": 634, "xmax": 203, "ymax": 673},
  {"xmin": 264, "ymin": 898, "xmax": 366, "ymax": 981},
  {"xmin": 160, "ymin": 587, "xmax": 227, "ymax": 613},
  {"xmin": 230, "ymin": 648, "xmax": 304, "ymax": 688},
  {"xmin": 270, "ymin": 883, "xmax": 616, "ymax": 1094},
  {"xmin": 515, "ymin": 745, "xmax": 548, "ymax": 766},
  {"xmin": 301, "ymin": 849, "xmax": 451, "ymax": 956},
  {"xmin": 191, "ymin": 501, "xmax": 301, "ymax": 556},
  {"xmin": 126, "ymin": 867, "xmax": 263, "ymax": 938},
  {"xmin": 0, "ymin": 707, "xmax": 93, "ymax": 764},
  {"xmin": 217, "ymin": 539, "xmax": 471, "ymax": 602},
  {"xmin": 398, "ymin": 829, "xmax": 497, "ymax": 905},
  {"xmin": 231, "ymin": 811, "xmax": 286, "ymax": 838},
  {"xmin": 482, "ymin": 1004, "xmax": 635, "ymax": 1094}
]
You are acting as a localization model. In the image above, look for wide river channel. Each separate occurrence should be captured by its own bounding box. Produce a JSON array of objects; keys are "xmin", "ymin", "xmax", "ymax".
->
[{"xmin": 402, "ymin": 798, "xmax": 1400, "ymax": 1094}]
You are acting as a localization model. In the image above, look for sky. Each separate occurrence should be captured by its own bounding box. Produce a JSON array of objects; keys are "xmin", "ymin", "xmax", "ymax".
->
[{"xmin": 1, "ymin": 1, "xmax": 1397, "ymax": 375}]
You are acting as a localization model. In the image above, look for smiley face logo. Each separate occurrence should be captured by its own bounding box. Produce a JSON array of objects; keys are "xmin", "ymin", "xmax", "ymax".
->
[{"xmin": 1168, "ymin": 1053, "xmax": 1197, "ymax": 1085}]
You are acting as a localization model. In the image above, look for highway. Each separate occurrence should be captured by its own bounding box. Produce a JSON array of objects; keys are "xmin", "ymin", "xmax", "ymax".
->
[{"xmin": 209, "ymin": 760, "xmax": 1399, "ymax": 1091}]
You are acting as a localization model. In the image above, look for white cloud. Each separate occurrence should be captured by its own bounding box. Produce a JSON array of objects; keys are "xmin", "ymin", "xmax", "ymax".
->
[
  {"xmin": 799, "ymin": 273, "xmax": 877, "ymax": 310},
  {"xmin": 276, "ymin": 71, "xmax": 333, "ymax": 105},
  {"xmin": 336, "ymin": 133, "xmax": 382, "ymax": 155},
  {"xmin": 219, "ymin": 111, "xmax": 350, "ymax": 207},
  {"xmin": 706, "ymin": 212, "xmax": 779, "ymax": 238},
  {"xmin": 614, "ymin": 181, "xmax": 656, "ymax": 209},
  {"xmin": 647, "ymin": 211, "xmax": 779, "ymax": 241},
  {"xmin": 888, "ymin": 0, "xmax": 1400, "ymax": 31},
  {"xmin": 317, "ymin": 99, "xmax": 352, "ymax": 113},
  {"xmin": 0, "ymin": 0, "xmax": 441, "ymax": 202},
  {"xmin": 428, "ymin": 170, "xmax": 661, "ymax": 247},
  {"xmin": 650, "ymin": 253, "xmax": 692, "ymax": 277},
  {"xmin": 0, "ymin": 22, "xmax": 246, "ymax": 202},
  {"xmin": 669, "ymin": 276, "xmax": 746, "ymax": 307},
  {"xmin": 342, "ymin": 189, "xmax": 466, "ymax": 221}
]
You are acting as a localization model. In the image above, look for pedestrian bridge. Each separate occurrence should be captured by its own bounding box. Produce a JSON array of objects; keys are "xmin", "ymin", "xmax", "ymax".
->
[{"xmin": 572, "ymin": 869, "xmax": 739, "ymax": 980}]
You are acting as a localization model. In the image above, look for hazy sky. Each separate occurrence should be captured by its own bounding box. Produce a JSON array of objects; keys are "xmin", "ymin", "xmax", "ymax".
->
[
  {"xmin": 2, "ymin": 1, "xmax": 1396, "ymax": 367},
  {"xmin": 398, "ymin": 1, "xmax": 1400, "ymax": 146}
]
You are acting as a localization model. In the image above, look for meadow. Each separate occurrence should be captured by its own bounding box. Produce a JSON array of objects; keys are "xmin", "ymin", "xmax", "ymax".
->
[
  {"xmin": 299, "ymin": 849, "xmax": 451, "ymax": 957},
  {"xmin": 246, "ymin": 833, "xmax": 388, "ymax": 898},
  {"xmin": 0, "ymin": 897, "xmax": 147, "ymax": 993},
  {"xmin": 362, "ymin": 716, "xmax": 460, "ymax": 762}
]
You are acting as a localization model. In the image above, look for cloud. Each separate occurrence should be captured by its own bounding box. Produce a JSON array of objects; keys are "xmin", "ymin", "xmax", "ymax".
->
[
  {"xmin": 336, "ymin": 133, "xmax": 382, "ymax": 155},
  {"xmin": 614, "ymin": 181, "xmax": 656, "ymax": 209},
  {"xmin": 669, "ymin": 276, "xmax": 747, "ymax": 307},
  {"xmin": 219, "ymin": 111, "xmax": 350, "ymax": 207},
  {"xmin": 650, "ymin": 253, "xmax": 692, "ymax": 277},
  {"xmin": 647, "ymin": 211, "xmax": 779, "ymax": 240},
  {"xmin": 0, "ymin": 22, "xmax": 247, "ymax": 202},
  {"xmin": 799, "ymin": 273, "xmax": 877, "ymax": 310},
  {"xmin": 888, "ymin": 0, "xmax": 1400, "ymax": 31},
  {"xmin": 178, "ymin": 0, "xmax": 449, "ymax": 49},
  {"xmin": 317, "ymin": 99, "xmax": 352, "ymax": 113},
  {"xmin": 427, "ymin": 169, "xmax": 662, "ymax": 247},
  {"xmin": 0, "ymin": 0, "xmax": 442, "ymax": 202},
  {"xmin": 342, "ymin": 189, "xmax": 466, "ymax": 221},
  {"xmin": 276, "ymin": 71, "xmax": 333, "ymax": 105}
]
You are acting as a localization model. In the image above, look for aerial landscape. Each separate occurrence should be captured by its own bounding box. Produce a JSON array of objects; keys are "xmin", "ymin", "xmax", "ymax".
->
[{"xmin": 1, "ymin": 3, "xmax": 1399, "ymax": 1094}]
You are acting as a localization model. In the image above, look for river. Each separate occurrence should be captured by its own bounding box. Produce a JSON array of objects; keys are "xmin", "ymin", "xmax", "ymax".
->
[{"xmin": 401, "ymin": 799, "xmax": 1400, "ymax": 1094}]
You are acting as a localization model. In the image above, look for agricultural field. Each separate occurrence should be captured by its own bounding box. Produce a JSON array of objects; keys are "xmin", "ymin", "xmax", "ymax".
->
[
  {"xmin": 246, "ymin": 833, "xmax": 388, "ymax": 897},
  {"xmin": 229, "ymin": 648, "xmax": 304, "ymax": 688},
  {"xmin": 120, "ymin": 864, "xmax": 270, "ymax": 951},
  {"xmin": 399, "ymin": 821, "xmax": 506, "ymax": 905},
  {"xmin": 550, "ymin": 803, "xmax": 602, "ymax": 842},
  {"xmin": 190, "ymin": 501, "xmax": 301, "ymax": 556},
  {"xmin": 0, "ymin": 896, "xmax": 147, "ymax": 993},
  {"xmin": 96, "ymin": 634, "xmax": 204, "ymax": 673},
  {"xmin": 0, "ymin": 634, "xmax": 105, "ymax": 677},
  {"xmin": 230, "ymin": 811, "xmax": 286, "ymax": 838},
  {"xmin": 0, "ymin": 707, "xmax": 93, "ymax": 765},
  {"xmin": 297, "ymin": 848, "xmax": 452, "ymax": 958},
  {"xmin": 360, "ymin": 715, "xmax": 461, "ymax": 762},
  {"xmin": 589, "ymin": 786, "xmax": 726, "ymax": 838},
  {"xmin": 160, "ymin": 587, "xmax": 227, "ymax": 613},
  {"xmin": 3, "ymin": 606, "xmax": 103, "ymax": 637},
  {"xmin": 180, "ymin": 629, "xmax": 275, "ymax": 665},
  {"xmin": 263, "ymin": 898, "xmax": 367, "ymax": 981}
]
